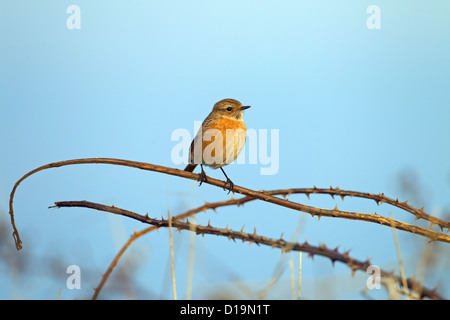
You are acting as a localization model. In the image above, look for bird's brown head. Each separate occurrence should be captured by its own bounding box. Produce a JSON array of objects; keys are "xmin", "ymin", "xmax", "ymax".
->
[{"xmin": 211, "ymin": 99, "xmax": 251, "ymax": 120}]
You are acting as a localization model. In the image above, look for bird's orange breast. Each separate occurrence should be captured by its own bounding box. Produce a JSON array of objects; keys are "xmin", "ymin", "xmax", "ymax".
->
[
  {"xmin": 198, "ymin": 118, "xmax": 247, "ymax": 168},
  {"xmin": 205, "ymin": 118, "xmax": 247, "ymax": 133}
]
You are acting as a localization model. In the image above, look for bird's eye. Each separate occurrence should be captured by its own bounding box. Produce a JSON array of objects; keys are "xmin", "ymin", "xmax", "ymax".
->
[{"xmin": 226, "ymin": 107, "xmax": 232, "ymax": 111}]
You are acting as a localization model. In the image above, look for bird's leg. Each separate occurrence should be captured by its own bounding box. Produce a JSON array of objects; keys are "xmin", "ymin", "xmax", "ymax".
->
[
  {"xmin": 220, "ymin": 167, "xmax": 234, "ymax": 194},
  {"xmin": 198, "ymin": 164, "xmax": 208, "ymax": 186}
]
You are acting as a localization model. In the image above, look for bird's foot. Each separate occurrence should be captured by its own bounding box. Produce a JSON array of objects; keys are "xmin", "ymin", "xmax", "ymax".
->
[
  {"xmin": 198, "ymin": 166, "xmax": 208, "ymax": 186},
  {"xmin": 223, "ymin": 178, "xmax": 234, "ymax": 194}
]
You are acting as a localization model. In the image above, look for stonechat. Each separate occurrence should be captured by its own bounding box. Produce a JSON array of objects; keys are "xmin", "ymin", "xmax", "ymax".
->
[{"xmin": 184, "ymin": 98, "xmax": 250, "ymax": 192}]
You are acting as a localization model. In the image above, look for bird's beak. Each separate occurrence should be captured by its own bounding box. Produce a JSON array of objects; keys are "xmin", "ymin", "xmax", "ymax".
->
[{"xmin": 240, "ymin": 106, "xmax": 251, "ymax": 110}]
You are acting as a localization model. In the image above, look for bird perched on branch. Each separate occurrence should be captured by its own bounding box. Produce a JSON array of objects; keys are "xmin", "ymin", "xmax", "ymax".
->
[{"xmin": 184, "ymin": 98, "xmax": 251, "ymax": 193}]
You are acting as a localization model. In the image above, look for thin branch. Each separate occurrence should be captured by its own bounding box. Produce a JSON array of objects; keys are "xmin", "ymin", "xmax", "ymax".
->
[
  {"xmin": 92, "ymin": 197, "xmax": 239, "ymax": 299},
  {"xmin": 9, "ymin": 158, "xmax": 450, "ymax": 251},
  {"xmin": 272, "ymin": 187, "xmax": 450, "ymax": 232},
  {"xmin": 52, "ymin": 200, "xmax": 445, "ymax": 300}
]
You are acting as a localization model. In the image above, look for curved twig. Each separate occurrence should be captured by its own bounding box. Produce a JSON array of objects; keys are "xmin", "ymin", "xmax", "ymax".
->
[{"xmin": 9, "ymin": 158, "xmax": 450, "ymax": 251}]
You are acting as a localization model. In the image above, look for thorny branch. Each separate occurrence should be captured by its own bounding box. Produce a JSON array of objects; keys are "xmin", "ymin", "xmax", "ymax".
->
[
  {"xmin": 51, "ymin": 200, "xmax": 444, "ymax": 300},
  {"xmin": 8, "ymin": 158, "xmax": 450, "ymax": 251},
  {"xmin": 7, "ymin": 158, "xmax": 449, "ymax": 299},
  {"xmin": 274, "ymin": 187, "xmax": 450, "ymax": 231}
]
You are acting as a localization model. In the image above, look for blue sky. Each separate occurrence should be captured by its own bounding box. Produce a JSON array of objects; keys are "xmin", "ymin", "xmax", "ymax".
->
[{"xmin": 1, "ymin": 1, "xmax": 449, "ymax": 299}]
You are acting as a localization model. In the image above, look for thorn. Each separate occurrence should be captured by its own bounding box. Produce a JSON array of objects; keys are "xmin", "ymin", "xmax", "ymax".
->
[
  {"xmin": 377, "ymin": 193, "xmax": 385, "ymax": 205},
  {"xmin": 226, "ymin": 223, "xmax": 230, "ymax": 231},
  {"xmin": 415, "ymin": 209, "xmax": 424, "ymax": 221},
  {"xmin": 340, "ymin": 194, "xmax": 345, "ymax": 201},
  {"xmin": 305, "ymin": 192, "xmax": 310, "ymax": 200},
  {"xmin": 252, "ymin": 227, "xmax": 257, "ymax": 237},
  {"xmin": 334, "ymin": 204, "xmax": 338, "ymax": 211},
  {"xmin": 280, "ymin": 233, "xmax": 284, "ymax": 241},
  {"xmin": 208, "ymin": 220, "xmax": 211, "ymax": 227},
  {"xmin": 240, "ymin": 225, "xmax": 245, "ymax": 233}
]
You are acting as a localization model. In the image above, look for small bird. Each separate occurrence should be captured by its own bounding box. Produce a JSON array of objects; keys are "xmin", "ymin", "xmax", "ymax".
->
[{"xmin": 184, "ymin": 99, "xmax": 250, "ymax": 192}]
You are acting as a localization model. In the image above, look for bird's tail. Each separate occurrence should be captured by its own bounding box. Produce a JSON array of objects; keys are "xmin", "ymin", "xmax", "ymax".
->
[{"xmin": 184, "ymin": 164, "xmax": 197, "ymax": 172}]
